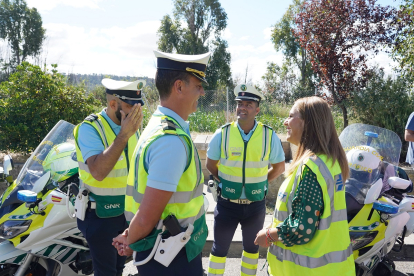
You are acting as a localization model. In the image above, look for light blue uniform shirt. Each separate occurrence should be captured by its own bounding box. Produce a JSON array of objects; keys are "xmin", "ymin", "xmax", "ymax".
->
[
  {"xmin": 140, "ymin": 106, "xmax": 190, "ymax": 192},
  {"xmin": 77, "ymin": 108, "xmax": 120, "ymax": 162},
  {"xmin": 207, "ymin": 121, "xmax": 285, "ymax": 199}
]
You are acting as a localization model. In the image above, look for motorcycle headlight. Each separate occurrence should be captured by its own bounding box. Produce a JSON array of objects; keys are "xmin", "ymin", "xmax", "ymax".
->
[
  {"xmin": 0, "ymin": 220, "xmax": 32, "ymax": 239},
  {"xmin": 350, "ymin": 231, "xmax": 378, "ymax": 251}
]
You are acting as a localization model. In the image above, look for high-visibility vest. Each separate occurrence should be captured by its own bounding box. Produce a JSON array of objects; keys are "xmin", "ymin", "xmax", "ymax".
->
[
  {"xmin": 125, "ymin": 115, "xmax": 207, "ymax": 262},
  {"xmin": 74, "ymin": 113, "xmax": 139, "ymax": 218},
  {"xmin": 267, "ymin": 155, "xmax": 355, "ymax": 276},
  {"xmin": 218, "ymin": 122, "xmax": 272, "ymax": 201}
]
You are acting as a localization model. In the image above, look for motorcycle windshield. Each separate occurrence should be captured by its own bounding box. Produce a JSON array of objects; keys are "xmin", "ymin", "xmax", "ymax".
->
[
  {"xmin": 14, "ymin": 120, "xmax": 76, "ymax": 191},
  {"xmin": 339, "ymin": 123, "xmax": 401, "ymax": 201}
]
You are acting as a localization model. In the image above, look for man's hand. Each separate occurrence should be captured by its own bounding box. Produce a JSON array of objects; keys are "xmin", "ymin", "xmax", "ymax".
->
[
  {"xmin": 119, "ymin": 103, "xmax": 142, "ymax": 141},
  {"xmin": 113, "ymin": 229, "xmax": 133, "ymax": 256}
]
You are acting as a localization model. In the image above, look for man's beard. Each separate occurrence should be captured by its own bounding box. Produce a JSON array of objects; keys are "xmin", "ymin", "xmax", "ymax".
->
[{"xmin": 115, "ymin": 105, "xmax": 122, "ymax": 122}]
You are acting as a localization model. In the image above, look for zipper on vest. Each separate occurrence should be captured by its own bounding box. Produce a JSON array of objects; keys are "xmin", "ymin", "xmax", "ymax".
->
[{"xmin": 242, "ymin": 140, "xmax": 248, "ymax": 186}]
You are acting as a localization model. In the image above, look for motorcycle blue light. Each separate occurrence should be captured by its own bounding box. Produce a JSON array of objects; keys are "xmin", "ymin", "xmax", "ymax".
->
[
  {"xmin": 373, "ymin": 202, "xmax": 398, "ymax": 214},
  {"xmin": 364, "ymin": 131, "xmax": 379, "ymax": 138},
  {"xmin": 17, "ymin": 190, "xmax": 38, "ymax": 203}
]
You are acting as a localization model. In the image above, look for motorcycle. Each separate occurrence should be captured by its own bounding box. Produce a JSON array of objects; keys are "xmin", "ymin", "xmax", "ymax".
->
[
  {"xmin": 340, "ymin": 123, "xmax": 414, "ymax": 276},
  {"xmin": 0, "ymin": 120, "xmax": 93, "ymax": 276}
]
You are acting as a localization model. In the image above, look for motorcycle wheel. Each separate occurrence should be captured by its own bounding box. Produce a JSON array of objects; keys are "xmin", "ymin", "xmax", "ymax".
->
[{"xmin": 0, "ymin": 263, "xmax": 46, "ymax": 276}]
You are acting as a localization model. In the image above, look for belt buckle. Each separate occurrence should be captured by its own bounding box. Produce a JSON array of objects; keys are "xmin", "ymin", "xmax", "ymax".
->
[{"xmin": 238, "ymin": 199, "xmax": 250, "ymax": 204}]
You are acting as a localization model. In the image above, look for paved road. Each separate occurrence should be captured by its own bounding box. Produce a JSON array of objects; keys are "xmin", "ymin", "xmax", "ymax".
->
[{"xmin": 122, "ymin": 255, "xmax": 414, "ymax": 276}]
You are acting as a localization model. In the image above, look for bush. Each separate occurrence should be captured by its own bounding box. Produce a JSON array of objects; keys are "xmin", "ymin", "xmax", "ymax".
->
[
  {"xmin": 0, "ymin": 62, "xmax": 101, "ymax": 152},
  {"xmin": 349, "ymin": 67, "xmax": 414, "ymax": 162}
]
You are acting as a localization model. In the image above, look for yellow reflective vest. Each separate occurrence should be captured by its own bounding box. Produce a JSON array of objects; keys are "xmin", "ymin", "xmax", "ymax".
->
[
  {"xmin": 218, "ymin": 122, "xmax": 272, "ymax": 201},
  {"xmin": 125, "ymin": 115, "xmax": 207, "ymax": 262},
  {"xmin": 74, "ymin": 113, "xmax": 139, "ymax": 218},
  {"xmin": 267, "ymin": 154, "xmax": 355, "ymax": 276}
]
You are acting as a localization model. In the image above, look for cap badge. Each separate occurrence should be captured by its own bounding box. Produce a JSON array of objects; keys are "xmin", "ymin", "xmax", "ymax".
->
[
  {"xmin": 357, "ymin": 153, "xmax": 364, "ymax": 162},
  {"xmin": 138, "ymin": 82, "xmax": 143, "ymax": 89},
  {"xmin": 241, "ymin": 85, "xmax": 247, "ymax": 91},
  {"xmin": 241, "ymin": 92, "xmax": 245, "ymax": 96},
  {"xmin": 137, "ymin": 91, "xmax": 141, "ymax": 96}
]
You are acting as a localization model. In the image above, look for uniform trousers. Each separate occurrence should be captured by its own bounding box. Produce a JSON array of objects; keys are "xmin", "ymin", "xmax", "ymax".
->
[
  {"xmin": 134, "ymin": 247, "xmax": 203, "ymax": 276},
  {"xmin": 212, "ymin": 197, "xmax": 266, "ymax": 257},
  {"xmin": 77, "ymin": 210, "xmax": 128, "ymax": 276}
]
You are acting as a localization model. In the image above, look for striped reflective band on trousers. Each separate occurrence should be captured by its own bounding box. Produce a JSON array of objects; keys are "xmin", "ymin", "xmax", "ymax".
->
[
  {"xmin": 273, "ymin": 156, "xmax": 347, "ymax": 231},
  {"xmin": 222, "ymin": 124, "xmax": 270, "ymax": 161},
  {"xmin": 241, "ymin": 251, "xmax": 259, "ymax": 276},
  {"xmin": 208, "ymin": 254, "xmax": 226, "ymax": 276},
  {"xmin": 269, "ymin": 243, "xmax": 353, "ymax": 268}
]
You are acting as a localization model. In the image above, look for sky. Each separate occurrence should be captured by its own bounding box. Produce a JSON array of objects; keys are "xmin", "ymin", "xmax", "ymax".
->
[{"xmin": 22, "ymin": 0, "xmax": 401, "ymax": 84}]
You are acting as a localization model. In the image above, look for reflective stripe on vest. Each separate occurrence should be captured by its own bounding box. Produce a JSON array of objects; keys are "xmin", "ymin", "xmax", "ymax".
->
[
  {"xmin": 74, "ymin": 114, "xmax": 139, "ymax": 197},
  {"xmin": 268, "ymin": 155, "xmax": 354, "ymax": 275},
  {"xmin": 268, "ymin": 243, "xmax": 353, "ymax": 269},
  {"xmin": 124, "ymin": 115, "xmax": 205, "ymax": 225},
  {"xmin": 273, "ymin": 157, "xmax": 348, "ymax": 230},
  {"xmin": 218, "ymin": 122, "xmax": 271, "ymax": 200}
]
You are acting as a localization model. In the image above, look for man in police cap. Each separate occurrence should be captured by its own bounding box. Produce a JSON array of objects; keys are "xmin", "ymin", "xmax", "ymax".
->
[
  {"xmin": 206, "ymin": 84, "xmax": 285, "ymax": 276},
  {"xmin": 113, "ymin": 50, "xmax": 210, "ymax": 275},
  {"xmin": 74, "ymin": 78, "xmax": 144, "ymax": 276}
]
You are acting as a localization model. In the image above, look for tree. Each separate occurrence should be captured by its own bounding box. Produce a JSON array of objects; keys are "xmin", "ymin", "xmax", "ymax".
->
[
  {"xmin": 0, "ymin": 62, "xmax": 100, "ymax": 152},
  {"xmin": 157, "ymin": 0, "xmax": 232, "ymax": 90},
  {"xmin": 393, "ymin": 0, "xmax": 414, "ymax": 82},
  {"xmin": 0, "ymin": 0, "xmax": 45, "ymax": 76},
  {"xmin": 261, "ymin": 62, "xmax": 296, "ymax": 104},
  {"xmin": 350, "ymin": 66, "xmax": 414, "ymax": 161},
  {"xmin": 271, "ymin": 0, "xmax": 315, "ymax": 94},
  {"xmin": 294, "ymin": 0, "xmax": 400, "ymax": 127}
]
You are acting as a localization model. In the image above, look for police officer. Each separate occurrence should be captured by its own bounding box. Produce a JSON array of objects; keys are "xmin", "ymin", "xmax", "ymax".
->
[
  {"xmin": 113, "ymin": 50, "xmax": 211, "ymax": 276},
  {"xmin": 74, "ymin": 78, "xmax": 144, "ymax": 276},
  {"xmin": 206, "ymin": 84, "xmax": 285, "ymax": 276}
]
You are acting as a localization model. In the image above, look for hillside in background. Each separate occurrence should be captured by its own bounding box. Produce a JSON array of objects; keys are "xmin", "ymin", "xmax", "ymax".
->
[{"xmin": 63, "ymin": 73, "xmax": 155, "ymax": 91}]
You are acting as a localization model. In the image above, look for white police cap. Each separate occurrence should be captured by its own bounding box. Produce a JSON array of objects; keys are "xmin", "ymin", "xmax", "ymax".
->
[
  {"xmin": 102, "ymin": 78, "xmax": 146, "ymax": 106},
  {"xmin": 154, "ymin": 50, "xmax": 211, "ymax": 84},
  {"xmin": 234, "ymin": 84, "xmax": 264, "ymax": 102}
]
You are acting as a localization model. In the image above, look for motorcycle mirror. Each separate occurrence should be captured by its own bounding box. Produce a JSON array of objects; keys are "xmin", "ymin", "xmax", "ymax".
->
[
  {"xmin": 364, "ymin": 178, "xmax": 383, "ymax": 204},
  {"xmin": 388, "ymin": 177, "xmax": 411, "ymax": 190},
  {"xmin": 17, "ymin": 190, "xmax": 38, "ymax": 203},
  {"xmin": 32, "ymin": 171, "xmax": 51, "ymax": 194},
  {"xmin": 3, "ymin": 154, "xmax": 14, "ymax": 176}
]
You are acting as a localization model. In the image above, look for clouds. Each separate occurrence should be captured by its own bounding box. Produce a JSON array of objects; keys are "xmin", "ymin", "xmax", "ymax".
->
[
  {"xmin": 26, "ymin": 0, "xmax": 103, "ymax": 12},
  {"xmin": 42, "ymin": 21, "xmax": 160, "ymax": 77}
]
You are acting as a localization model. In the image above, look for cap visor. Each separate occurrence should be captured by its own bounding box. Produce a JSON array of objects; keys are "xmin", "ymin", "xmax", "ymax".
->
[
  {"xmin": 191, "ymin": 73, "xmax": 209, "ymax": 85},
  {"xmin": 119, "ymin": 99, "xmax": 144, "ymax": 106}
]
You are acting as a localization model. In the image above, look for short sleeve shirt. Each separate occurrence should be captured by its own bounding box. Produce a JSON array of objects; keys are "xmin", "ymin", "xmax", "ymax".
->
[
  {"xmin": 207, "ymin": 121, "xmax": 285, "ymax": 199},
  {"xmin": 406, "ymin": 112, "xmax": 414, "ymax": 164},
  {"xmin": 141, "ymin": 106, "xmax": 191, "ymax": 193}
]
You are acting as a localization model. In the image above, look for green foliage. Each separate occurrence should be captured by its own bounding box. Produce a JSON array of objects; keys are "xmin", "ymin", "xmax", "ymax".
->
[
  {"xmin": 188, "ymin": 110, "xmax": 227, "ymax": 132},
  {"xmin": 157, "ymin": 0, "xmax": 232, "ymax": 90},
  {"xmin": 0, "ymin": 62, "xmax": 100, "ymax": 152},
  {"xmin": 0, "ymin": 0, "xmax": 45, "ymax": 75},
  {"xmin": 393, "ymin": 0, "xmax": 414, "ymax": 82},
  {"xmin": 349, "ymin": 67, "xmax": 414, "ymax": 161}
]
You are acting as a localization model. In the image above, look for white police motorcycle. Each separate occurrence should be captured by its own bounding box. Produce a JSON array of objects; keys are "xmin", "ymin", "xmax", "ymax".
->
[{"xmin": 0, "ymin": 120, "xmax": 93, "ymax": 276}]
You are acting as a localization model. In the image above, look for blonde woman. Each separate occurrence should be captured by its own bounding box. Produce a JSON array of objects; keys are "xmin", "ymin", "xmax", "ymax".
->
[{"xmin": 255, "ymin": 97, "xmax": 355, "ymax": 276}]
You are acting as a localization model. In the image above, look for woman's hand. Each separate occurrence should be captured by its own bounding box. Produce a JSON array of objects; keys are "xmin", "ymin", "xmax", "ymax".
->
[{"xmin": 254, "ymin": 228, "xmax": 270, "ymax": 248}]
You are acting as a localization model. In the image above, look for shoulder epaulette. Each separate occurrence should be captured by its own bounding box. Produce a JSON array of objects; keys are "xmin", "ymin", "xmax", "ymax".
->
[
  {"xmin": 161, "ymin": 117, "xmax": 177, "ymax": 131},
  {"xmin": 221, "ymin": 122, "xmax": 231, "ymax": 129},
  {"xmin": 84, "ymin": 114, "xmax": 98, "ymax": 122}
]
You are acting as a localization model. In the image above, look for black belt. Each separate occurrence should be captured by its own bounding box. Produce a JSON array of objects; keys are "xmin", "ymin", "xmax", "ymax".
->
[{"xmin": 220, "ymin": 195, "xmax": 253, "ymax": 204}]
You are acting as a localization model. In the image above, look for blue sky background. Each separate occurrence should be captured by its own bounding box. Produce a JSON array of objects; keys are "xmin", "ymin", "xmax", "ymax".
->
[{"xmin": 23, "ymin": 0, "xmax": 399, "ymax": 84}]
